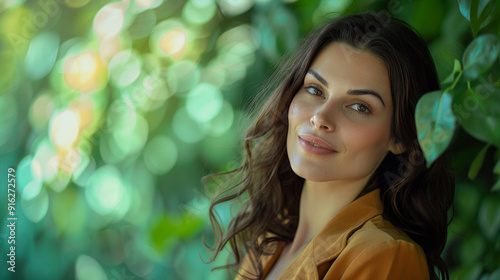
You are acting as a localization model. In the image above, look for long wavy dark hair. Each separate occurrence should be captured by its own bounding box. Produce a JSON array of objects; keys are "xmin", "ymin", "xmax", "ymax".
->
[{"xmin": 205, "ymin": 13, "xmax": 455, "ymax": 280}]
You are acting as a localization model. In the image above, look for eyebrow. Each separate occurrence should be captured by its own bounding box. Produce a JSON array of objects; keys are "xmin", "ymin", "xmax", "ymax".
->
[
  {"xmin": 307, "ymin": 69, "xmax": 329, "ymax": 87},
  {"xmin": 306, "ymin": 69, "xmax": 386, "ymax": 107},
  {"xmin": 347, "ymin": 89, "xmax": 386, "ymax": 107}
]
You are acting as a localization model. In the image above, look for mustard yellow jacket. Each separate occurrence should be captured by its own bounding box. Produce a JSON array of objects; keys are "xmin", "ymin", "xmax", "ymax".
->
[{"xmin": 237, "ymin": 189, "xmax": 429, "ymax": 279}]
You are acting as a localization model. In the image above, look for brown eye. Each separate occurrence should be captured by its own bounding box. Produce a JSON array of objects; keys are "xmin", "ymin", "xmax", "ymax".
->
[
  {"xmin": 305, "ymin": 86, "xmax": 324, "ymax": 98},
  {"xmin": 348, "ymin": 103, "xmax": 371, "ymax": 115}
]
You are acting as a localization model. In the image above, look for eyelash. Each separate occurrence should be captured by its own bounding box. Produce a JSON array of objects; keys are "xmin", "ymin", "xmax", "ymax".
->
[
  {"xmin": 304, "ymin": 85, "xmax": 372, "ymax": 115},
  {"xmin": 348, "ymin": 102, "xmax": 372, "ymax": 115}
]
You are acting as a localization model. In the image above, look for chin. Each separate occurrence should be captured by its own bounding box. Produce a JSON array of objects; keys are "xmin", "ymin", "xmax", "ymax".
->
[{"xmin": 290, "ymin": 165, "xmax": 336, "ymax": 182}]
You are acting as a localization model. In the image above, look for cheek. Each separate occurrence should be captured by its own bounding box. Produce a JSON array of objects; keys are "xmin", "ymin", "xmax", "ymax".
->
[
  {"xmin": 345, "ymin": 121, "xmax": 392, "ymax": 152},
  {"xmin": 287, "ymin": 97, "xmax": 304, "ymax": 131},
  {"xmin": 287, "ymin": 98, "xmax": 303, "ymax": 163},
  {"xmin": 288, "ymin": 98, "xmax": 300, "ymax": 122}
]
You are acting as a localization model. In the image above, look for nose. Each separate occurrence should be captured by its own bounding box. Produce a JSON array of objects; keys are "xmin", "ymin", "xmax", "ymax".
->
[{"xmin": 310, "ymin": 108, "xmax": 335, "ymax": 132}]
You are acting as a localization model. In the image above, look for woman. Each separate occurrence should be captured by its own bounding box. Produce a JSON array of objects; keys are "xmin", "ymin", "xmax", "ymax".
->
[{"xmin": 205, "ymin": 13, "xmax": 454, "ymax": 280}]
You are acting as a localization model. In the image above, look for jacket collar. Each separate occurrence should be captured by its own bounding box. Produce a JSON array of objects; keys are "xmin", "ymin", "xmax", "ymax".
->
[
  {"xmin": 260, "ymin": 189, "xmax": 384, "ymax": 279},
  {"xmin": 274, "ymin": 189, "xmax": 383, "ymax": 279},
  {"xmin": 311, "ymin": 188, "xmax": 383, "ymax": 265}
]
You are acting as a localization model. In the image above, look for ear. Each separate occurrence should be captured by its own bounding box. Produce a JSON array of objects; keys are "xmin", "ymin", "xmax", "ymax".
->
[{"xmin": 389, "ymin": 139, "xmax": 406, "ymax": 155}]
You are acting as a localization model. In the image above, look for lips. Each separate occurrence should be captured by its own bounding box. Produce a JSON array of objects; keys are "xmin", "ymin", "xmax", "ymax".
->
[{"xmin": 298, "ymin": 134, "xmax": 337, "ymax": 155}]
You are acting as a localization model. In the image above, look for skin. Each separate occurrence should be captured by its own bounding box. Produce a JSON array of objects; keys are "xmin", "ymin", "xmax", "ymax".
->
[{"xmin": 266, "ymin": 42, "xmax": 405, "ymax": 279}]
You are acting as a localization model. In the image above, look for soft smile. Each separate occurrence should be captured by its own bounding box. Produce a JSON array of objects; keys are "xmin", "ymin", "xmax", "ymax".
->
[{"xmin": 298, "ymin": 134, "xmax": 337, "ymax": 155}]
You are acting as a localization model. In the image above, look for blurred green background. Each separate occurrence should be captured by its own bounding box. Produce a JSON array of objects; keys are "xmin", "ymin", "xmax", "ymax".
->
[{"xmin": 0, "ymin": 0, "xmax": 499, "ymax": 279}]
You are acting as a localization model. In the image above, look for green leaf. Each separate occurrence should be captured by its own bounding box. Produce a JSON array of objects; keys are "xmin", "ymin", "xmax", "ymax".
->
[
  {"xmin": 458, "ymin": 0, "xmax": 500, "ymax": 36},
  {"xmin": 461, "ymin": 0, "xmax": 480, "ymax": 36},
  {"xmin": 458, "ymin": 0, "xmax": 472, "ymax": 21},
  {"xmin": 462, "ymin": 34, "xmax": 500, "ymax": 80},
  {"xmin": 490, "ymin": 267, "xmax": 500, "ymax": 280},
  {"xmin": 494, "ymin": 158, "xmax": 500, "ymax": 174},
  {"xmin": 477, "ymin": 0, "xmax": 500, "ymax": 31},
  {"xmin": 458, "ymin": 0, "xmax": 471, "ymax": 21},
  {"xmin": 493, "ymin": 177, "xmax": 500, "ymax": 191},
  {"xmin": 442, "ymin": 59, "xmax": 462, "ymax": 85},
  {"xmin": 452, "ymin": 83, "xmax": 500, "ymax": 147},
  {"xmin": 416, "ymin": 90, "xmax": 456, "ymax": 167},
  {"xmin": 468, "ymin": 143, "xmax": 491, "ymax": 180},
  {"xmin": 451, "ymin": 262, "xmax": 483, "ymax": 280},
  {"xmin": 478, "ymin": 195, "xmax": 500, "ymax": 241}
]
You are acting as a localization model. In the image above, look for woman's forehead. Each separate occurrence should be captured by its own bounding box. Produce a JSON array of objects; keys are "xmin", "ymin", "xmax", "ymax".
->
[{"xmin": 308, "ymin": 43, "xmax": 391, "ymax": 100}]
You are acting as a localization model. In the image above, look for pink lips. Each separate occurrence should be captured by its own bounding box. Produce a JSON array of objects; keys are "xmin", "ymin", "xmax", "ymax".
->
[{"xmin": 298, "ymin": 134, "xmax": 337, "ymax": 155}]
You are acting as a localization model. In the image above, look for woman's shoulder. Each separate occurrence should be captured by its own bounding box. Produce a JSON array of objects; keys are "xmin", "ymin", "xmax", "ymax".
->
[
  {"xmin": 344, "ymin": 214, "xmax": 424, "ymax": 255},
  {"xmin": 332, "ymin": 213, "xmax": 427, "ymax": 264},
  {"xmin": 324, "ymin": 215, "xmax": 430, "ymax": 279}
]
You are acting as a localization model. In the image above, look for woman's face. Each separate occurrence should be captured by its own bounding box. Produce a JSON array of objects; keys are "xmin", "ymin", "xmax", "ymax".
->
[{"xmin": 287, "ymin": 42, "xmax": 403, "ymax": 184}]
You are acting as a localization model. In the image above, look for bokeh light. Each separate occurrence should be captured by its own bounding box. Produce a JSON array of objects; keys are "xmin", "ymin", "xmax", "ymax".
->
[
  {"xmin": 22, "ymin": 159, "xmax": 43, "ymax": 201},
  {"xmin": 150, "ymin": 19, "xmax": 190, "ymax": 59},
  {"xmin": 69, "ymin": 95, "xmax": 95, "ymax": 132},
  {"xmin": 128, "ymin": 9, "xmax": 157, "ymax": 39},
  {"xmin": 99, "ymin": 35, "xmax": 129, "ymax": 61},
  {"xmin": 209, "ymin": 100, "xmax": 234, "ymax": 136},
  {"xmin": 143, "ymin": 135, "xmax": 178, "ymax": 175},
  {"xmin": 93, "ymin": 2, "xmax": 128, "ymax": 39},
  {"xmin": 135, "ymin": 0, "xmax": 164, "ymax": 10},
  {"xmin": 17, "ymin": 155, "xmax": 42, "ymax": 197},
  {"xmin": 186, "ymin": 83, "xmax": 223, "ymax": 122},
  {"xmin": 24, "ymin": 32, "xmax": 60, "ymax": 80},
  {"xmin": 72, "ymin": 152, "xmax": 95, "ymax": 187},
  {"xmin": 4, "ymin": 1, "xmax": 490, "ymax": 280},
  {"xmin": 167, "ymin": 60, "xmax": 200, "ymax": 94},
  {"xmin": 48, "ymin": 169, "xmax": 72, "ymax": 192},
  {"xmin": 75, "ymin": 255, "xmax": 107, "ymax": 280},
  {"xmin": 173, "ymin": 107, "xmax": 209, "ymax": 143},
  {"xmin": 218, "ymin": 0, "xmax": 254, "ymax": 16},
  {"xmin": 50, "ymin": 109, "xmax": 80, "ymax": 148},
  {"xmin": 21, "ymin": 187, "xmax": 49, "ymax": 223},
  {"xmin": 86, "ymin": 165, "xmax": 130, "ymax": 217},
  {"xmin": 63, "ymin": 50, "xmax": 108, "ymax": 93},
  {"xmin": 106, "ymin": 111, "xmax": 149, "ymax": 159},
  {"xmin": 108, "ymin": 49, "xmax": 142, "ymax": 87},
  {"xmin": 159, "ymin": 28, "xmax": 187, "ymax": 58},
  {"xmin": 182, "ymin": 0, "xmax": 217, "ymax": 25},
  {"xmin": 33, "ymin": 137, "xmax": 60, "ymax": 181},
  {"xmin": 29, "ymin": 92, "xmax": 55, "ymax": 131}
]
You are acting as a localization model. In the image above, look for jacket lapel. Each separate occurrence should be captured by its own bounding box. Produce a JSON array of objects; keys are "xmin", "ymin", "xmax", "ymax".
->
[{"xmin": 278, "ymin": 189, "xmax": 383, "ymax": 279}]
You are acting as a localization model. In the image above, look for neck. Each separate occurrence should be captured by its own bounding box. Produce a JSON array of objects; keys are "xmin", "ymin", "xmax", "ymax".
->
[{"xmin": 287, "ymin": 178, "xmax": 368, "ymax": 255}]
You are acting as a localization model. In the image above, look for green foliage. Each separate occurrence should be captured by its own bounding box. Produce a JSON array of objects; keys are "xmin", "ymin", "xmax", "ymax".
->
[
  {"xmin": 417, "ymin": 33, "xmax": 500, "ymax": 167},
  {"xmin": 417, "ymin": 1, "xmax": 500, "ymax": 278},
  {"xmin": 453, "ymin": 82, "xmax": 500, "ymax": 147},
  {"xmin": 468, "ymin": 144, "xmax": 490, "ymax": 180},
  {"xmin": 479, "ymin": 195, "xmax": 500, "ymax": 242},
  {"xmin": 494, "ymin": 159, "xmax": 500, "ymax": 191},
  {"xmin": 415, "ymin": 90, "xmax": 456, "ymax": 167},
  {"xmin": 462, "ymin": 34, "xmax": 500, "ymax": 80},
  {"xmin": 458, "ymin": 0, "xmax": 500, "ymax": 37},
  {"xmin": 1, "ymin": 0, "xmax": 500, "ymax": 279}
]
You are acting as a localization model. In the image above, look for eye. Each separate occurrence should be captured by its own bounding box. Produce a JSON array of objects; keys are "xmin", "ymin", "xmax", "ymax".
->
[
  {"xmin": 348, "ymin": 103, "xmax": 372, "ymax": 115},
  {"xmin": 305, "ymin": 86, "xmax": 324, "ymax": 98}
]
